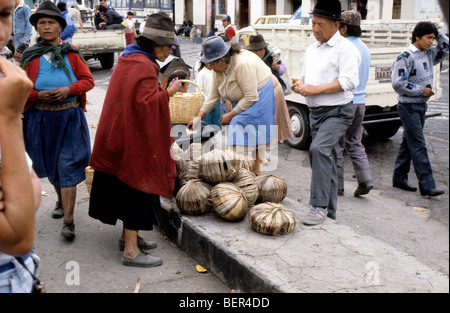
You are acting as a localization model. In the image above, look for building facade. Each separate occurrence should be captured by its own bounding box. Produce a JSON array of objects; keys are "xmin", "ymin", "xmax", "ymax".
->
[{"xmin": 173, "ymin": 0, "xmax": 447, "ymax": 36}]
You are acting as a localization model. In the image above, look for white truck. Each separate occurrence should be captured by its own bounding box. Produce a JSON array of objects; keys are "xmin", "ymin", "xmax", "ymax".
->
[{"xmin": 236, "ymin": 19, "xmax": 444, "ymax": 150}]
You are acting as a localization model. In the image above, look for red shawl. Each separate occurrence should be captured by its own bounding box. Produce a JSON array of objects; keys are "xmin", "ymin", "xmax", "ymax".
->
[{"xmin": 89, "ymin": 53, "xmax": 176, "ymax": 198}]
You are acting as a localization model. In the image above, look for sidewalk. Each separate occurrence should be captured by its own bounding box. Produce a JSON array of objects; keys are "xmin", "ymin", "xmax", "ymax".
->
[{"xmin": 34, "ymin": 86, "xmax": 448, "ymax": 293}]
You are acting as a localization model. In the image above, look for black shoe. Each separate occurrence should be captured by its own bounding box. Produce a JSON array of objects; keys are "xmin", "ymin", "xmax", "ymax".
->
[
  {"xmin": 338, "ymin": 189, "xmax": 344, "ymax": 196},
  {"xmin": 393, "ymin": 182, "xmax": 417, "ymax": 192},
  {"xmin": 354, "ymin": 180, "xmax": 374, "ymax": 197},
  {"xmin": 420, "ymin": 188, "xmax": 445, "ymax": 197},
  {"xmin": 61, "ymin": 220, "xmax": 75, "ymax": 241},
  {"xmin": 51, "ymin": 201, "xmax": 64, "ymax": 219}
]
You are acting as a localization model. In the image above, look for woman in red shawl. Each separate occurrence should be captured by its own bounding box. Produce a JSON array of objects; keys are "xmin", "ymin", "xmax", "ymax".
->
[{"xmin": 88, "ymin": 13, "xmax": 183, "ymax": 268}]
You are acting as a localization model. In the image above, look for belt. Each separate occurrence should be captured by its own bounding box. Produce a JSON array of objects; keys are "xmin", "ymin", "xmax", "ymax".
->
[
  {"xmin": 34, "ymin": 98, "xmax": 80, "ymax": 111},
  {"xmin": 0, "ymin": 252, "xmax": 32, "ymax": 274},
  {"xmin": 309, "ymin": 106, "xmax": 325, "ymax": 112}
]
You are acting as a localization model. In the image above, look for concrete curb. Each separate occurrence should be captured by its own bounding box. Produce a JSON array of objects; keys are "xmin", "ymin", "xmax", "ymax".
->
[{"xmin": 159, "ymin": 196, "xmax": 449, "ymax": 293}]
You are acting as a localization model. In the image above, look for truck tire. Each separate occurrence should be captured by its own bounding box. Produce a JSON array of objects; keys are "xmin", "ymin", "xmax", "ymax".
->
[
  {"xmin": 99, "ymin": 53, "xmax": 115, "ymax": 70},
  {"xmin": 286, "ymin": 103, "xmax": 311, "ymax": 150},
  {"xmin": 364, "ymin": 122, "xmax": 400, "ymax": 140}
]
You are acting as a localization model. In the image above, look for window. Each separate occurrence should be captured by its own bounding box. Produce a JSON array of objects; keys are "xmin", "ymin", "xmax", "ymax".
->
[
  {"xmin": 161, "ymin": 0, "xmax": 171, "ymax": 9},
  {"xmin": 131, "ymin": 0, "xmax": 143, "ymax": 8},
  {"xmin": 255, "ymin": 18, "xmax": 265, "ymax": 24},
  {"xmin": 280, "ymin": 19, "xmax": 289, "ymax": 23},
  {"xmin": 145, "ymin": 0, "xmax": 158, "ymax": 7},
  {"xmin": 268, "ymin": 18, "xmax": 277, "ymax": 24},
  {"xmin": 217, "ymin": 0, "xmax": 226, "ymax": 15}
]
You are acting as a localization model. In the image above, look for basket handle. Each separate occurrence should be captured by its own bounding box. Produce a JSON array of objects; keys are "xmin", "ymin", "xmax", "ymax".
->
[{"xmin": 181, "ymin": 80, "xmax": 204, "ymax": 97}]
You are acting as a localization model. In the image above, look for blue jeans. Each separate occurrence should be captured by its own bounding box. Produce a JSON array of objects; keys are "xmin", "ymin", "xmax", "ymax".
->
[
  {"xmin": 0, "ymin": 253, "xmax": 40, "ymax": 293},
  {"xmin": 393, "ymin": 102, "xmax": 436, "ymax": 193}
]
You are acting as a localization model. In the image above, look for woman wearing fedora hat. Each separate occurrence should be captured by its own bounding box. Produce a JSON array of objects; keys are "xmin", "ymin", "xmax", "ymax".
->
[
  {"xmin": 88, "ymin": 13, "xmax": 183, "ymax": 268},
  {"xmin": 20, "ymin": 0, "xmax": 94, "ymax": 241},
  {"xmin": 188, "ymin": 36, "xmax": 277, "ymax": 175}
]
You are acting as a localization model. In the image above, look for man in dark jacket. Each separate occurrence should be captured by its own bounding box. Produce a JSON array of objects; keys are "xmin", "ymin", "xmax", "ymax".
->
[{"xmin": 96, "ymin": 5, "xmax": 124, "ymax": 30}]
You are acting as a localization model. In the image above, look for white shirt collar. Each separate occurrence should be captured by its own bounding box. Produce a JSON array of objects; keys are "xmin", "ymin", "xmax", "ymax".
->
[
  {"xmin": 315, "ymin": 30, "xmax": 341, "ymax": 47},
  {"xmin": 409, "ymin": 43, "xmax": 419, "ymax": 53}
]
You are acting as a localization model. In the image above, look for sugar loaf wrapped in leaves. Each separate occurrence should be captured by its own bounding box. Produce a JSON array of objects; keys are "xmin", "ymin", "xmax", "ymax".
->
[
  {"xmin": 233, "ymin": 168, "xmax": 258, "ymax": 206},
  {"xmin": 236, "ymin": 153, "xmax": 256, "ymax": 172},
  {"xmin": 255, "ymin": 174, "xmax": 287, "ymax": 203},
  {"xmin": 199, "ymin": 149, "xmax": 240, "ymax": 184},
  {"xmin": 248, "ymin": 202, "xmax": 296, "ymax": 236},
  {"xmin": 176, "ymin": 179, "xmax": 212, "ymax": 215},
  {"xmin": 179, "ymin": 160, "xmax": 199, "ymax": 185},
  {"xmin": 210, "ymin": 182, "xmax": 248, "ymax": 221},
  {"xmin": 185, "ymin": 142, "xmax": 203, "ymax": 161}
]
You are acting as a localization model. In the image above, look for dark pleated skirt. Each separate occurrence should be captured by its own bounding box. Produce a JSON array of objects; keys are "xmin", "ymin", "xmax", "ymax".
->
[
  {"xmin": 23, "ymin": 106, "xmax": 91, "ymax": 188},
  {"xmin": 88, "ymin": 170, "xmax": 163, "ymax": 231}
]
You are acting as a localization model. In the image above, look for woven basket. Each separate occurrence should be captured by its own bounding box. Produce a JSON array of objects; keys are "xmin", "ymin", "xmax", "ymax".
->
[
  {"xmin": 85, "ymin": 166, "xmax": 94, "ymax": 194},
  {"xmin": 169, "ymin": 80, "xmax": 204, "ymax": 125}
]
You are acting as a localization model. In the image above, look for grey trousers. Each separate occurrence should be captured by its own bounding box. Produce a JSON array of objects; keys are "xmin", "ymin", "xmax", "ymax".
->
[
  {"xmin": 336, "ymin": 103, "xmax": 372, "ymax": 190},
  {"xmin": 308, "ymin": 102, "xmax": 355, "ymax": 219}
]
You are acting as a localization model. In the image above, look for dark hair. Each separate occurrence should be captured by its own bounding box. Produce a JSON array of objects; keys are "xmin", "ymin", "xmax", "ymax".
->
[
  {"xmin": 412, "ymin": 22, "xmax": 438, "ymax": 43},
  {"xmin": 135, "ymin": 36, "xmax": 155, "ymax": 55},
  {"xmin": 57, "ymin": 2, "xmax": 66, "ymax": 11},
  {"xmin": 98, "ymin": 5, "xmax": 107, "ymax": 13},
  {"xmin": 339, "ymin": 23, "xmax": 362, "ymax": 37},
  {"xmin": 127, "ymin": 11, "xmax": 133, "ymax": 16},
  {"xmin": 166, "ymin": 69, "xmax": 189, "ymax": 89}
]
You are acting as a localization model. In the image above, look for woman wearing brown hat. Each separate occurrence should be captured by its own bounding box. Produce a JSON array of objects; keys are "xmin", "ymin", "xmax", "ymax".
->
[
  {"xmin": 20, "ymin": 0, "xmax": 94, "ymax": 241},
  {"xmin": 88, "ymin": 13, "xmax": 183, "ymax": 267}
]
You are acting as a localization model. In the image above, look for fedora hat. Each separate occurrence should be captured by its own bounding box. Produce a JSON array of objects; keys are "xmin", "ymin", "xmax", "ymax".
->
[
  {"xmin": 137, "ymin": 13, "xmax": 179, "ymax": 46},
  {"xmin": 201, "ymin": 36, "xmax": 231, "ymax": 63},
  {"xmin": 30, "ymin": 1, "xmax": 66, "ymax": 29},
  {"xmin": 246, "ymin": 34, "xmax": 269, "ymax": 51},
  {"xmin": 310, "ymin": 0, "xmax": 342, "ymax": 21}
]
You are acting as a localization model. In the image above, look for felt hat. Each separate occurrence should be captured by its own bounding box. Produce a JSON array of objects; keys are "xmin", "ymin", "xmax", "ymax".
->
[
  {"xmin": 30, "ymin": 1, "xmax": 67, "ymax": 29},
  {"xmin": 246, "ymin": 34, "xmax": 269, "ymax": 51},
  {"xmin": 138, "ymin": 12, "xmax": 179, "ymax": 46},
  {"xmin": 310, "ymin": 0, "xmax": 342, "ymax": 21},
  {"xmin": 201, "ymin": 36, "xmax": 231, "ymax": 63},
  {"xmin": 341, "ymin": 10, "xmax": 361, "ymax": 26}
]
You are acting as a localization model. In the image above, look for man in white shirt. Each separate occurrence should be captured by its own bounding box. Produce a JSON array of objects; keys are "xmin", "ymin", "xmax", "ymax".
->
[{"xmin": 292, "ymin": 0, "xmax": 360, "ymax": 225}]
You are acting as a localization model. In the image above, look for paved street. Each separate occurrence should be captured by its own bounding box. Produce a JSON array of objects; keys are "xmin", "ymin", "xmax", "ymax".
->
[{"xmin": 33, "ymin": 36, "xmax": 448, "ymax": 294}]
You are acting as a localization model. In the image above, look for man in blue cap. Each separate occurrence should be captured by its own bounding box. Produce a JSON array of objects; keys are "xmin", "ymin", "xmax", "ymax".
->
[
  {"xmin": 222, "ymin": 15, "xmax": 235, "ymax": 41},
  {"xmin": 292, "ymin": 0, "xmax": 360, "ymax": 225}
]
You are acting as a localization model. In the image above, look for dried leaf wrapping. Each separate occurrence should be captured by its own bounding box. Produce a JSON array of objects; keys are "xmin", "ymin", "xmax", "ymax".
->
[
  {"xmin": 185, "ymin": 143, "xmax": 203, "ymax": 161},
  {"xmin": 248, "ymin": 202, "xmax": 296, "ymax": 236},
  {"xmin": 210, "ymin": 182, "xmax": 248, "ymax": 221},
  {"xmin": 179, "ymin": 160, "xmax": 199, "ymax": 185},
  {"xmin": 233, "ymin": 168, "xmax": 258, "ymax": 206},
  {"xmin": 255, "ymin": 174, "xmax": 287, "ymax": 203},
  {"xmin": 199, "ymin": 149, "xmax": 240, "ymax": 184},
  {"xmin": 236, "ymin": 153, "xmax": 256, "ymax": 172},
  {"xmin": 176, "ymin": 179, "xmax": 212, "ymax": 215}
]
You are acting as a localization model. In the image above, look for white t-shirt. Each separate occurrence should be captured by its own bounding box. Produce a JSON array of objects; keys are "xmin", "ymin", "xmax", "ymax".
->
[{"xmin": 0, "ymin": 150, "xmax": 33, "ymax": 265}]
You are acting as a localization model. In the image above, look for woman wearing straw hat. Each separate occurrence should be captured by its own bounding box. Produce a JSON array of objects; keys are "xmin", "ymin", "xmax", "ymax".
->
[
  {"xmin": 187, "ymin": 36, "xmax": 277, "ymax": 175},
  {"xmin": 21, "ymin": 0, "xmax": 94, "ymax": 241},
  {"xmin": 88, "ymin": 13, "xmax": 183, "ymax": 268}
]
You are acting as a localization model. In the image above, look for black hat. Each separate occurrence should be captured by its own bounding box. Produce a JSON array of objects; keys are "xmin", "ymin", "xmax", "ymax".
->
[
  {"xmin": 246, "ymin": 34, "xmax": 269, "ymax": 51},
  {"xmin": 30, "ymin": 1, "xmax": 67, "ymax": 29},
  {"xmin": 137, "ymin": 12, "xmax": 178, "ymax": 46},
  {"xmin": 311, "ymin": 0, "xmax": 342, "ymax": 21}
]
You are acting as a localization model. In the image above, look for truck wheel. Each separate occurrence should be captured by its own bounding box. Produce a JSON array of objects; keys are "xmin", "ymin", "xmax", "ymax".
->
[
  {"xmin": 286, "ymin": 104, "xmax": 311, "ymax": 150},
  {"xmin": 99, "ymin": 53, "xmax": 115, "ymax": 70},
  {"xmin": 364, "ymin": 122, "xmax": 400, "ymax": 140}
]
